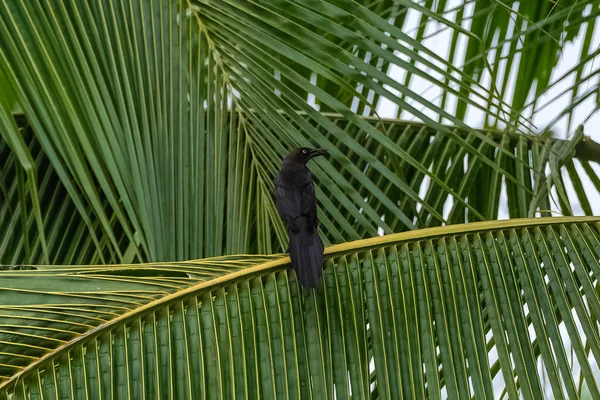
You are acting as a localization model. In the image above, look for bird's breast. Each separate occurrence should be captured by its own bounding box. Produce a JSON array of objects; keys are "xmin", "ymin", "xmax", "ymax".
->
[{"xmin": 276, "ymin": 166, "xmax": 312, "ymax": 189}]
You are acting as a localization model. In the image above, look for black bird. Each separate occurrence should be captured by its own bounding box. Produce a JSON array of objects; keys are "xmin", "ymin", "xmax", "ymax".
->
[{"xmin": 275, "ymin": 147, "xmax": 328, "ymax": 288}]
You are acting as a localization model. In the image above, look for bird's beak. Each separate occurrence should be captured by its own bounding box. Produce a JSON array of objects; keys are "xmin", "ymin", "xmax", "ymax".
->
[{"xmin": 310, "ymin": 148, "xmax": 328, "ymax": 158}]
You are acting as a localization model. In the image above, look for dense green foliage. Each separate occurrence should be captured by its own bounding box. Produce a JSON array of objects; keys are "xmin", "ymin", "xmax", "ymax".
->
[{"xmin": 1, "ymin": 0, "xmax": 600, "ymax": 398}]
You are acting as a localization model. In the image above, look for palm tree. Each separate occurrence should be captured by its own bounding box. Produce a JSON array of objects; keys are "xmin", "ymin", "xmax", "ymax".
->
[{"xmin": 1, "ymin": 0, "xmax": 600, "ymax": 398}]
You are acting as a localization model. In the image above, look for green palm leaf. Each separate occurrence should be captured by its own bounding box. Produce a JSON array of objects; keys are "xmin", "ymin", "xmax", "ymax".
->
[
  {"xmin": 1, "ymin": 217, "xmax": 600, "ymax": 398},
  {"xmin": 1, "ymin": 2, "xmax": 600, "ymax": 398},
  {"xmin": 4, "ymin": 110, "xmax": 599, "ymax": 265},
  {"xmin": 6, "ymin": 0, "xmax": 599, "ymax": 266}
]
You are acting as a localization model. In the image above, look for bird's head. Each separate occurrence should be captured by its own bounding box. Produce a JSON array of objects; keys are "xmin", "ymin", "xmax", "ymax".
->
[{"xmin": 285, "ymin": 147, "xmax": 329, "ymax": 165}]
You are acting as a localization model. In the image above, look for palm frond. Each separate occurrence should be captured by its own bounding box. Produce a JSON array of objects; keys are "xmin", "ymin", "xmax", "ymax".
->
[
  {"xmin": 0, "ymin": 1, "xmax": 544, "ymax": 263},
  {"xmin": 0, "ymin": 254, "xmax": 281, "ymax": 386},
  {"xmin": 0, "ymin": 116, "xmax": 133, "ymax": 265},
  {"xmin": 2, "ymin": 0, "xmax": 600, "ymax": 265},
  {"xmin": 379, "ymin": 0, "xmax": 600, "ymax": 134},
  {"xmin": 1, "ymin": 217, "xmax": 599, "ymax": 398},
  {"xmin": 3, "ymin": 108, "xmax": 599, "ymax": 265}
]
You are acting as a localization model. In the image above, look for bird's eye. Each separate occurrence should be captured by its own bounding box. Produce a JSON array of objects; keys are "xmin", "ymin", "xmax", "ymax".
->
[{"xmin": 302, "ymin": 149, "xmax": 307, "ymax": 154}]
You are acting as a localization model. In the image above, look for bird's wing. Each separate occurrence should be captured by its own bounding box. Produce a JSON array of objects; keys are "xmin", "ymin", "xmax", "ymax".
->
[{"xmin": 275, "ymin": 173, "xmax": 316, "ymax": 227}]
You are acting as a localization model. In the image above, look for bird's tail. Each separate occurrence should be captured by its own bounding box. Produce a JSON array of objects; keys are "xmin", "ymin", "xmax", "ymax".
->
[{"xmin": 288, "ymin": 217, "xmax": 324, "ymax": 289}]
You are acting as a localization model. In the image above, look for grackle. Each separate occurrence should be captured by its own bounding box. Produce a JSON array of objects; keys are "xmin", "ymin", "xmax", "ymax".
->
[{"xmin": 275, "ymin": 147, "xmax": 328, "ymax": 288}]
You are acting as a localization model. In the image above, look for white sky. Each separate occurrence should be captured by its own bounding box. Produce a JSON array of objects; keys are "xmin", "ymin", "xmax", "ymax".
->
[{"xmin": 376, "ymin": 1, "xmax": 600, "ymax": 219}]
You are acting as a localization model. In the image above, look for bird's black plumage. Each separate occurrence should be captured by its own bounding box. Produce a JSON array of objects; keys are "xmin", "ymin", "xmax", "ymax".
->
[{"xmin": 275, "ymin": 147, "xmax": 328, "ymax": 288}]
